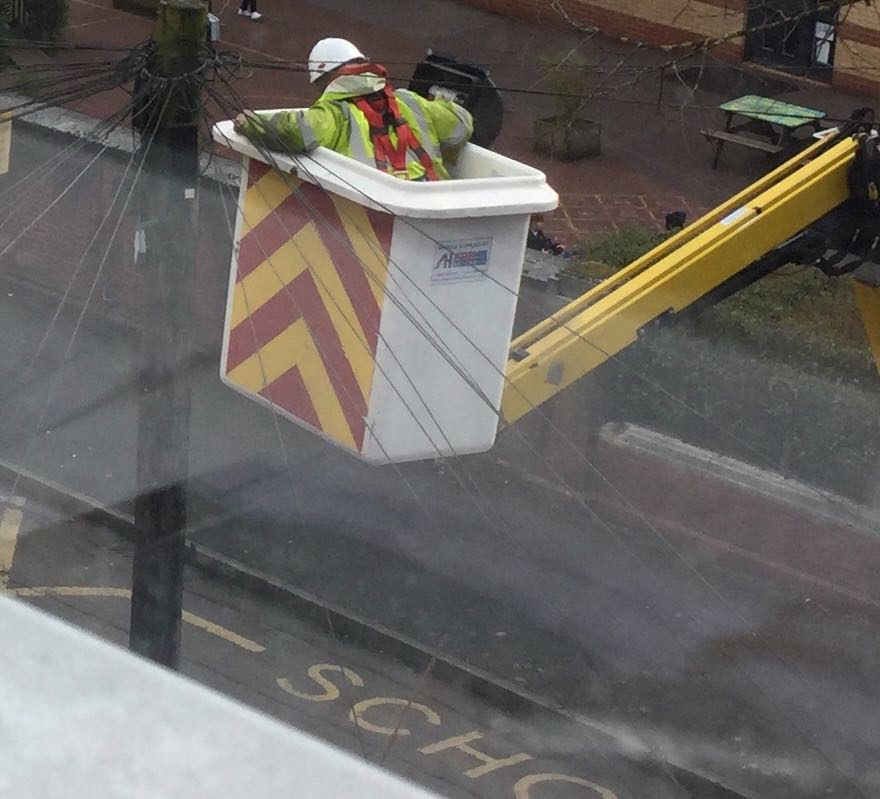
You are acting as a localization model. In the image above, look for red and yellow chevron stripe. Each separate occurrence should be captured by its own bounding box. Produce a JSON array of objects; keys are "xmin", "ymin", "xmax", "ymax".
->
[{"xmin": 224, "ymin": 160, "xmax": 394, "ymax": 451}]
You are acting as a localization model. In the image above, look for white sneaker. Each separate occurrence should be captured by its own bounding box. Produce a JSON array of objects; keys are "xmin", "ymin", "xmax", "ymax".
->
[
  {"xmin": 249, "ymin": 11, "xmax": 263, "ymax": 19},
  {"xmin": 237, "ymin": 8, "xmax": 251, "ymax": 15}
]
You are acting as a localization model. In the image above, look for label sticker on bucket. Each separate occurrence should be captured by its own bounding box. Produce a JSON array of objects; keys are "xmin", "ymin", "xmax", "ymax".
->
[{"xmin": 431, "ymin": 237, "xmax": 493, "ymax": 283}]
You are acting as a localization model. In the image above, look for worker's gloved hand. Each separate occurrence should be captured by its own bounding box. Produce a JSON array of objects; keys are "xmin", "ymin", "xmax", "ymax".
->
[
  {"xmin": 234, "ymin": 111, "xmax": 261, "ymax": 133},
  {"xmin": 428, "ymin": 85, "xmax": 466, "ymax": 106}
]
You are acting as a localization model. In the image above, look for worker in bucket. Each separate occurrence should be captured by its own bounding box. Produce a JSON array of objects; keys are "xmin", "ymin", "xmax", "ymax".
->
[{"xmin": 234, "ymin": 38, "xmax": 473, "ymax": 181}]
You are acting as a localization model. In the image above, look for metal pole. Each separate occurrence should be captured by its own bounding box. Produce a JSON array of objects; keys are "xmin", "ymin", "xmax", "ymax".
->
[{"xmin": 129, "ymin": 0, "xmax": 206, "ymax": 668}]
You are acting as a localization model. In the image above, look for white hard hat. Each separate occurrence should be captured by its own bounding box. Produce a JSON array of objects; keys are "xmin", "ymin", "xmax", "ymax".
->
[{"xmin": 307, "ymin": 38, "xmax": 366, "ymax": 84}]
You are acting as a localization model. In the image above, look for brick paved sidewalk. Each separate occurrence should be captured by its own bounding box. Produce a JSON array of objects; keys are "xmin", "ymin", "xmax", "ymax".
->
[
  {"xmin": 547, "ymin": 193, "xmax": 710, "ymax": 243},
  {"xmin": 7, "ymin": 0, "xmax": 872, "ymax": 244}
]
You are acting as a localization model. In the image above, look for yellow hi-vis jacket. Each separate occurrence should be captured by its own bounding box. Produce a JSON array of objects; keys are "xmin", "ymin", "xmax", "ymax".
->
[{"xmin": 239, "ymin": 73, "xmax": 473, "ymax": 181}]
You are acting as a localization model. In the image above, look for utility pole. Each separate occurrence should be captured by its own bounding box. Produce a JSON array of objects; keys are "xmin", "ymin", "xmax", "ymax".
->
[{"xmin": 129, "ymin": 0, "xmax": 207, "ymax": 668}]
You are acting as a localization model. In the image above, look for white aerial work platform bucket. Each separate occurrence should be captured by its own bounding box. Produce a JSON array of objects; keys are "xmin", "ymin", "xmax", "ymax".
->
[{"xmin": 213, "ymin": 116, "xmax": 558, "ymax": 464}]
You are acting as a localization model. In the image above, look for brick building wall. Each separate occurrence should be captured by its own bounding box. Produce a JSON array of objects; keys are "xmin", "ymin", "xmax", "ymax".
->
[
  {"xmin": 835, "ymin": 1, "xmax": 880, "ymax": 95},
  {"xmin": 456, "ymin": 0, "xmax": 746, "ymax": 61},
  {"xmin": 457, "ymin": 0, "xmax": 880, "ymax": 95}
]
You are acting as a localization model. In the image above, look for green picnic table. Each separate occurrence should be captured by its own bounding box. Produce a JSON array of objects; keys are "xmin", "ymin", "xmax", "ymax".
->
[{"xmin": 701, "ymin": 94, "xmax": 826, "ymax": 169}]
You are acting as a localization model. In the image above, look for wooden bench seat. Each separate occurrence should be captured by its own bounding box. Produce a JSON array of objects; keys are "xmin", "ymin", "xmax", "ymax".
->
[{"xmin": 699, "ymin": 128, "xmax": 784, "ymax": 154}]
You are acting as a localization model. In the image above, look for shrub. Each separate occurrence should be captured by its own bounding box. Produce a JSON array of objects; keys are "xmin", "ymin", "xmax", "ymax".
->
[
  {"xmin": 572, "ymin": 226, "xmax": 670, "ymax": 273},
  {"xmin": 21, "ymin": 0, "xmax": 68, "ymax": 42},
  {"xmin": 692, "ymin": 269, "xmax": 876, "ymax": 383},
  {"xmin": 538, "ymin": 49, "xmax": 592, "ymax": 127},
  {"xmin": 571, "ymin": 227, "xmax": 875, "ymax": 383}
]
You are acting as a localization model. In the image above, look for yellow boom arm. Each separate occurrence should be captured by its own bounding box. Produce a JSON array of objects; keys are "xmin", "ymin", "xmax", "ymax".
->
[{"xmin": 502, "ymin": 135, "xmax": 880, "ymax": 425}]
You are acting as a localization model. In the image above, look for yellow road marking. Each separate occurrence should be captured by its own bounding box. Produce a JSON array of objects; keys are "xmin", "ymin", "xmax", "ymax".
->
[
  {"xmin": 11, "ymin": 586, "xmax": 266, "ymax": 653},
  {"xmin": 181, "ymin": 610, "xmax": 265, "ymax": 653},
  {"xmin": 0, "ymin": 496, "xmax": 26, "ymax": 589},
  {"xmin": 277, "ymin": 664, "xmax": 364, "ymax": 702},
  {"xmin": 349, "ymin": 696, "xmax": 442, "ymax": 736},
  {"xmin": 0, "ymin": 113, "xmax": 11, "ymax": 176},
  {"xmin": 515, "ymin": 773, "xmax": 617, "ymax": 799}
]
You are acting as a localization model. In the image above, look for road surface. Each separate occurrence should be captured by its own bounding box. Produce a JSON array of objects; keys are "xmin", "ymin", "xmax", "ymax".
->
[{"xmin": 1, "ymin": 123, "xmax": 879, "ymax": 799}]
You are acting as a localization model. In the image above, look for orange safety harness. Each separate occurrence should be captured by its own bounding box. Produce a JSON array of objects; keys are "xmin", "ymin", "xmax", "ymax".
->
[{"xmin": 336, "ymin": 63, "xmax": 440, "ymax": 181}]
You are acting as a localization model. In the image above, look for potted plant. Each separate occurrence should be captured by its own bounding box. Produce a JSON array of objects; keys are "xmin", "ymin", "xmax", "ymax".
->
[
  {"xmin": 16, "ymin": 0, "xmax": 69, "ymax": 41},
  {"xmin": 533, "ymin": 52, "xmax": 601, "ymax": 161}
]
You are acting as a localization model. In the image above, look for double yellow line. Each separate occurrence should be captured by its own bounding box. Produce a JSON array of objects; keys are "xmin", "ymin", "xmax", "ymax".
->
[{"xmin": 1, "ymin": 496, "xmax": 265, "ymax": 653}]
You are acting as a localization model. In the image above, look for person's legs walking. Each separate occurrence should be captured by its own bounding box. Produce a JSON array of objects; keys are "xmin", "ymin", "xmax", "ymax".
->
[{"xmin": 238, "ymin": 0, "xmax": 261, "ymax": 18}]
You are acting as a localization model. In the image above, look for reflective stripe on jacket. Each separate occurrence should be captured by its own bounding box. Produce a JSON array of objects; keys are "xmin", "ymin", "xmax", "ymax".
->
[{"xmin": 240, "ymin": 73, "xmax": 473, "ymax": 181}]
